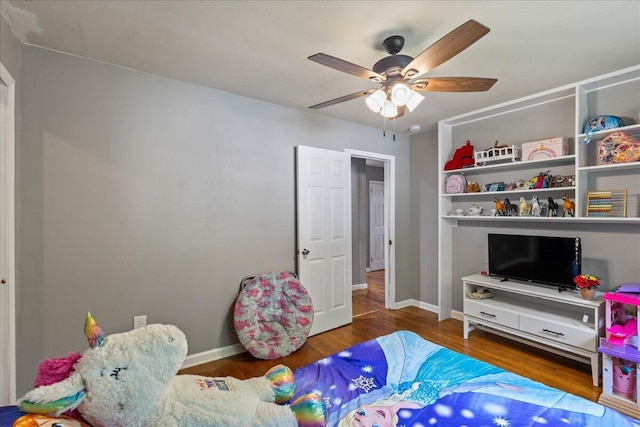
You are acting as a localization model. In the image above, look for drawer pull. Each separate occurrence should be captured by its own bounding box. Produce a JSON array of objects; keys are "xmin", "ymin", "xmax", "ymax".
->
[
  {"xmin": 480, "ymin": 311, "xmax": 496, "ymax": 318},
  {"xmin": 542, "ymin": 328, "xmax": 564, "ymax": 337}
]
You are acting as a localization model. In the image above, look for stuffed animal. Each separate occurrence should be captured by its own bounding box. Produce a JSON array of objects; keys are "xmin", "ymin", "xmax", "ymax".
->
[
  {"xmin": 18, "ymin": 312, "xmax": 327, "ymax": 427},
  {"xmin": 444, "ymin": 140, "xmax": 475, "ymax": 170}
]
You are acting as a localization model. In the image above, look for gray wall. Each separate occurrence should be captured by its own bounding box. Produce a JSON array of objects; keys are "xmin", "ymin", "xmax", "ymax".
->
[
  {"xmin": 449, "ymin": 222, "xmax": 640, "ymax": 310},
  {"xmin": 16, "ymin": 45, "xmax": 415, "ymax": 395},
  {"xmin": 351, "ymin": 158, "xmax": 367, "ymax": 285},
  {"xmin": 410, "ymin": 129, "xmax": 439, "ymax": 306}
]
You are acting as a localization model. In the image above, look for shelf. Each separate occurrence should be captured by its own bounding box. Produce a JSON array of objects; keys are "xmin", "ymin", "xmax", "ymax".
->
[
  {"xmin": 443, "ymin": 186, "xmax": 575, "ymax": 198},
  {"xmin": 443, "ymin": 155, "xmax": 575, "ymax": 176},
  {"xmin": 578, "ymin": 123, "xmax": 640, "ymax": 143},
  {"xmin": 578, "ymin": 161, "xmax": 640, "ymax": 173},
  {"xmin": 463, "ymin": 274, "xmax": 603, "ymax": 307},
  {"xmin": 443, "ymin": 215, "xmax": 640, "ymax": 224},
  {"xmin": 600, "ymin": 338, "xmax": 640, "ymax": 363}
]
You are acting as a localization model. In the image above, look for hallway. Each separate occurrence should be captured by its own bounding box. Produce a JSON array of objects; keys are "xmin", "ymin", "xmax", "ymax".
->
[{"xmin": 352, "ymin": 270, "xmax": 385, "ymax": 317}]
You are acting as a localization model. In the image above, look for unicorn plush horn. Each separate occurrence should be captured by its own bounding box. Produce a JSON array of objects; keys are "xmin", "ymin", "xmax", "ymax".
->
[{"xmin": 84, "ymin": 311, "xmax": 104, "ymax": 349}]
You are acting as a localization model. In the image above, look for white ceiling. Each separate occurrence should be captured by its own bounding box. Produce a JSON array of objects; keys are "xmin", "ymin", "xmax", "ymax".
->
[{"xmin": 2, "ymin": 0, "xmax": 639, "ymax": 133}]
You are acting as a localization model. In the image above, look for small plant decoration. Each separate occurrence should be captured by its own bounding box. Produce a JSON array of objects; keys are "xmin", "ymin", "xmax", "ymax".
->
[{"xmin": 574, "ymin": 274, "xmax": 600, "ymax": 300}]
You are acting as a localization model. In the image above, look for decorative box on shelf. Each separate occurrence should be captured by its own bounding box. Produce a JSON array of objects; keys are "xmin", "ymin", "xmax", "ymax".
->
[{"xmin": 522, "ymin": 137, "xmax": 571, "ymax": 161}]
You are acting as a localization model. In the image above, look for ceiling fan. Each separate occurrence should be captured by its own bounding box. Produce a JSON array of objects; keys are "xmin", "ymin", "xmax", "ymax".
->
[{"xmin": 308, "ymin": 20, "xmax": 497, "ymax": 119}]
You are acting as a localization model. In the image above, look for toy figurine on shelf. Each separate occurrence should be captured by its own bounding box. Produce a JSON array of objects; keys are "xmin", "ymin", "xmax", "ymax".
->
[
  {"xmin": 531, "ymin": 196, "xmax": 541, "ymax": 216},
  {"xmin": 562, "ymin": 194, "xmax": 575, "ymax": 217},
  {"xmin": 493, "ymin": 198, "xmax": 506, "ymax": 216},
  {"xmin": 519, "ymin": 196, "xmax": 532, "ymax": 216},
  {"xmin": 547, "ymin": 197, "xmax": 559, "ymax": 217},
  {"xmin": 504, "ymin": 198, "xmax": 518, "ymax": 216}
]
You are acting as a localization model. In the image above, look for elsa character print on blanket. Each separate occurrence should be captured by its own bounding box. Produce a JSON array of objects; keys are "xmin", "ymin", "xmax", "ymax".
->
[
  {"xmin": 292, "ymin": 331, "xmax": 640, "ymax": 427},
  {"xmin": 333, "ymin": 333, "xmax": 504, "ymax": 427}
]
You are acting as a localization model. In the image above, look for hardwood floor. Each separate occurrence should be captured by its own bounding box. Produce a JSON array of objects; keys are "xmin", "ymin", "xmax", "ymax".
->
[
  {"xmin": 352, "ymin": 269, "xmax": 385, "ymax": 316},
  {"xmin": 180, "ymin": 304, "xmax": 602, "ymax": 403}
]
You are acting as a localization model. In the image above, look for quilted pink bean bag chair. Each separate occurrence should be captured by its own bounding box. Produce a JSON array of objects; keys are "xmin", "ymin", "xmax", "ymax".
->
[{"xmin": 234, "ymin": 271, "xmax": 314, "ymax": 359}]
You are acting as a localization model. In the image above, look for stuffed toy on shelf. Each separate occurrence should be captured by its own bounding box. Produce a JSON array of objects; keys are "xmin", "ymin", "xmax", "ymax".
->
[
  {"xmin": 18, "ymin": 312, "xmax": 327, "ymax": 427},
  {"xmin": 444, "ymin": 140, "xmax": 475, "ymax": 170}
]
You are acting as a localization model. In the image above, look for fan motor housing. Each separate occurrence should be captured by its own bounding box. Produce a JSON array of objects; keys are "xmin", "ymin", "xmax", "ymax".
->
[{"xmin": 372, "ymin": 54, "xmax": 413, "ymax": 77}]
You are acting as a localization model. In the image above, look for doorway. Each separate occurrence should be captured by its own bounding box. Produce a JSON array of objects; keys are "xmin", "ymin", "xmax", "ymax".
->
[
  {"xmin": 346, "ymin": 149, "xmax": 395, "ymax": 316},
  {"xmin": 369, "ymin": 180, "xmax": 385, "ymax": 272}
]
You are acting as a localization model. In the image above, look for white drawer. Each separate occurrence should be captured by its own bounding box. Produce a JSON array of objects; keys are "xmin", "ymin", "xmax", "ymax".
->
[
  {"xmin": 519, "ymin": 314, "xmax": 596, "ymax": 351},
  {"xmin": 464, "ymin": 299, "xmax": 519, "ymax": 329}
]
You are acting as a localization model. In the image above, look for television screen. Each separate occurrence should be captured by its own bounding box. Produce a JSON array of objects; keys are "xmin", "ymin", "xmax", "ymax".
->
[{"xmin": 488, "ymin": 234, "xmax": 581, "ymax": 290}]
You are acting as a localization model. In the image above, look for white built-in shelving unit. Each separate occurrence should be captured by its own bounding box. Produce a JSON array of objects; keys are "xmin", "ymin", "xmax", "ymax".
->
[{"xmin": 438, "ymin": 66, "xmax": 640, "ymax": 323}]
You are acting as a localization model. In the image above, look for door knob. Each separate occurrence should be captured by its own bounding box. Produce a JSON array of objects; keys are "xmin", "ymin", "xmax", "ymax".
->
[{"xmin": 301, "ymin": 249, "xmax": 310, "ymax": 256}]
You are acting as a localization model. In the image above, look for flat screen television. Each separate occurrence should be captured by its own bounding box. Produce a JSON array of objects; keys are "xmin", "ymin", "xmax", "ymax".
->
[{"xmin": 488, "ymin": 233, "xmax": 581, "ymax": 290}]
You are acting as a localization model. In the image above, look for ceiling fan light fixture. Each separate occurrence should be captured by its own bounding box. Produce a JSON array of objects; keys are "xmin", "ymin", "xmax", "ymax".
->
[
  {"xmin": 390, "ymin": 83, "xmax": 411, "ymax": 106},
  {"xmin": 405, "ymin": 91, "xmax": 425, "ymax": 112},
  {"xmin": 365, "ymin": 89, "xmax": 386, "ymax": 113},
  {"xmin": 380, "ymin": 100, "xmax": 397, "ymax": 118}
]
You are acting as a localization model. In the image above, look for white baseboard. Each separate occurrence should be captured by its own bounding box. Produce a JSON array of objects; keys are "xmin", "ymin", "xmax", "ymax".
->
[
  {"xmin": 451, "ymin": 310, "xmax": 463, "ymax": 321},
  {"xmin": 181, "ymin": 304, "xmax": 463, "ymax": 370},
  {"xmin": 393, "ymin": 298, "xmax": 438, "ymax": 313},
  {"xmin": 352, "ymin": 283, "xmax": 368, "ymax": 291},
  {"xmin": 393, "ymin": 299, "xmax": 463, "ymax": 321},
  {"xmin": 181, "ymin": 342, "xmax": 246, "ymax": 370}
]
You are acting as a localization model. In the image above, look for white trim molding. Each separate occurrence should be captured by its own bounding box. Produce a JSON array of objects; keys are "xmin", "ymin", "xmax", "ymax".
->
[
  {"xmin": 181, "ymin": 343, "xmax": 246, "ymax": 370},
  {"xmin": 345, "ymin": 149, "xmax": 396, "ymax": 309},
  {"xmin": 0, "ymin": 61, "xmax": 16, "ymax": 405}
]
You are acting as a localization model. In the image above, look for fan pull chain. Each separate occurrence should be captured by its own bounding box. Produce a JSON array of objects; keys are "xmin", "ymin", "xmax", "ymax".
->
[
  {"xmin": 393, "ymin": 117, "xmax": 396, "ymax": 141},
  {"xmin": 380, "ymin": 117, "xmax": 397, "ymax": 141}
]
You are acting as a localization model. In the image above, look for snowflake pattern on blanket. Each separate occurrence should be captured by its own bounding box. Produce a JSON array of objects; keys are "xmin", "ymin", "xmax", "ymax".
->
[{"xmin": 292, "ymin": 331, "xmax": 640, "ymax": 427}]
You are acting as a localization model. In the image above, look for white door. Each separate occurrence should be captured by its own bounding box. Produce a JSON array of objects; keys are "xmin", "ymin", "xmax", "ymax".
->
[
  {"xmin": 296, "ymin": 145, "xmax": 352, "ymax": 336},
  {"xmin": 0, "ymin": 63, "xmax": 16, "ymax": 405},
  {"xmin": 369, "ymin": 180, "xmax": 385, "ymax": 271}
]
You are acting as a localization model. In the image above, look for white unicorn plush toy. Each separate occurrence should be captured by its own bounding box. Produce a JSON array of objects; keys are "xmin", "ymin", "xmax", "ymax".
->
[{"xmin": 18, "ymin": 312, "xmax": 326, "ymax": 427}]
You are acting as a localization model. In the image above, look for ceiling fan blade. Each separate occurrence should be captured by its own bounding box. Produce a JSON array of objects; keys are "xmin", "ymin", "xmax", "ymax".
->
[
  {"xmin": 309, "ymin": 53, "xmax": 386, "ymax": 82},
  {"xmin": 309, "ymin": 89, "xmax": 377, "ymax": 109},
  {"xmin": 401, "ymin": 20, "xmax": 490, "ymax": 78},
  {"xmin": 410, "ymin": 77, "xmax": 497, "ymax": 92}
]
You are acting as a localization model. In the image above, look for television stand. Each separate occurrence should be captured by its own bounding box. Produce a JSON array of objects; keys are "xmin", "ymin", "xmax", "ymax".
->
[{"xmin": 462, "ymin": 274, "xmax": 605, "ymax": 386}]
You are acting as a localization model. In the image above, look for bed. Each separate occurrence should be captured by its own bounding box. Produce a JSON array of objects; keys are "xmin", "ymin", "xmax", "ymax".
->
[
  {"xmin": 3, "ymin": 330, "xmax": 639, "ymax": 426},
  {"xmin": 291, "ymin": 330, "xmax": 640, "ymax": 426}
]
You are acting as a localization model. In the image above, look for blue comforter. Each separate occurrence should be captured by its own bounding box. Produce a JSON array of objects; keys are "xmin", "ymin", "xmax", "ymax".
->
[{"xmin": 293, "ymin": 331, "xmax": 639, "ymax": 427}]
